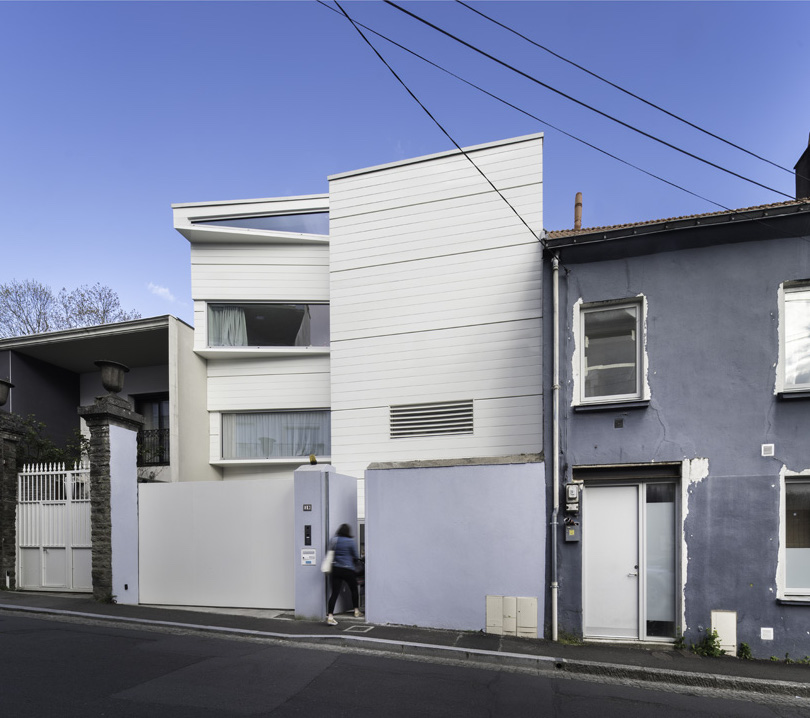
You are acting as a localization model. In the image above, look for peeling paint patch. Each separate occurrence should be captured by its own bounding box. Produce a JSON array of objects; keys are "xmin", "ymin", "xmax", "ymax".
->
[
  {"xmin": 780, "ymin": 465, "xmax": 810, "ymax": 478},
  {"xmin": 682, "ymin": 458, "xmax": 709, "ymax": 635},
  {"xmin": 570, "ymin": 298, "xmax": 583, "ymax": 408},
  {"xmin": 639, "ymin": 293, "xmax": 651, "ymax": 400},
  {"xmin": 687, "ymin": 457, "xmax": 709, "ymax": 485}
]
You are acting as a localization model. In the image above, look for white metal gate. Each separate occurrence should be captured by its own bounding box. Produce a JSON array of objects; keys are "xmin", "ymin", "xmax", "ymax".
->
[{"xmin": 17, "ymin": 462, "xmax": 92, "ymax": 591}]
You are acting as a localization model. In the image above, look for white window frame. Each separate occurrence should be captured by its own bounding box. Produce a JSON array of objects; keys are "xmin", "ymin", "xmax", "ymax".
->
[
  {"xmin": 575, "ymin": 297, "xmax": 647, "ymax": 406},
  {"xmin": 214, "ymin": 409, "xmax": 331, "ymax": 465},
  {"xmin": 777, "ymin": 282, "xmax": 810, "ymax": 394},
  {"xmin": 778, "ymin": 472, "xmax": 810, "ymax": 600},
  {"xmin": 201, "ymin": 301, "xmax": 331, "ymax": 358}
]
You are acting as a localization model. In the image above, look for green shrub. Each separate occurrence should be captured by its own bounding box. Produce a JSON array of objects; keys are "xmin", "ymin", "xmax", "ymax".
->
[{"xmin": 691, "ymin": 628, "xmax": 726, "ymax": 657}]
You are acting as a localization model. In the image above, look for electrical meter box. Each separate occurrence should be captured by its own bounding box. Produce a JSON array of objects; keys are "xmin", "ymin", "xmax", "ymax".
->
[{"xmin": 564, "ymin": 483, "xmax": 580, "ymax": 514}]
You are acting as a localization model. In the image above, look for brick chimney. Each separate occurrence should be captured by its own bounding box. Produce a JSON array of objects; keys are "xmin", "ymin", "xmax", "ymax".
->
[{"xmin": 796, "ymin": 133, "xmax": 810, "ymax": 199}]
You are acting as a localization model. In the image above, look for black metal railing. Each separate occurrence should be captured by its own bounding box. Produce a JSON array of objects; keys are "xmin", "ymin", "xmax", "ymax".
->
[{"xmin": 138, "ymin": 428, "xmax": 170, "ymax": 466}]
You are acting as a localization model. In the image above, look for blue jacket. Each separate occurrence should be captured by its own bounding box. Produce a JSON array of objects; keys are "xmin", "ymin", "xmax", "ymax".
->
[{"xmin": 331, "ymin": 535, "xmax": 360, "ymax": 570}]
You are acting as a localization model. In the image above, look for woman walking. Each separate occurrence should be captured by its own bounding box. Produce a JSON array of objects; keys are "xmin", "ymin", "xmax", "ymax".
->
[{"xmin": 326, "ymin": 523, "xmax": 361, "ymax": 626}]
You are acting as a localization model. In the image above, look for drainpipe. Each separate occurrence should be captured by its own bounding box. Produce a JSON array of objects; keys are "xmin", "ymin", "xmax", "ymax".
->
[{"xmin": 551, "ymin": 253, "xmax": 561, "ymax": 642}]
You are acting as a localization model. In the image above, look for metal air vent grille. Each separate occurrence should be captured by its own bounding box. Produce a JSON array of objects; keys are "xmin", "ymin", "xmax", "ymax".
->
[{"xmin": 390, "ymin": 400, "xmax": 474, "ymax": 439}]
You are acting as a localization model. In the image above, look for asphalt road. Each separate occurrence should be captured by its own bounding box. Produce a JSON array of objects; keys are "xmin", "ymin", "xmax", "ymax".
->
[{"xmin": 2, "ymin": 612, "xmax": 808, "ymax": 717}]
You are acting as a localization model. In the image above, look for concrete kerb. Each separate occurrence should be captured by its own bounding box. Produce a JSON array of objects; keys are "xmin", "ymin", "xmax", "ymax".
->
[{"xmin": 2, "ymin": 601, "xmax": 810, "ymax": 700}]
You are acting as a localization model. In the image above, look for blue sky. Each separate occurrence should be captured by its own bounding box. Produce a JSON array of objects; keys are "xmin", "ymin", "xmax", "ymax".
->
[{"xmin": 2, "ymin": 1, "xmax": 808, "ymax": 326}]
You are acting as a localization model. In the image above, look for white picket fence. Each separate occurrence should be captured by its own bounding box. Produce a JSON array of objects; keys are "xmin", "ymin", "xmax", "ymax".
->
[{"xmin": 17, "ymin": 461, "xmax": 92, "ymax": 591}]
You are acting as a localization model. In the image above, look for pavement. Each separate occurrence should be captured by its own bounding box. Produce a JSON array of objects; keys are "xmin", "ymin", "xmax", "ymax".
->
[{"xmin": 1, "ymin": 590, "xmax": 810, "ymax": 701}]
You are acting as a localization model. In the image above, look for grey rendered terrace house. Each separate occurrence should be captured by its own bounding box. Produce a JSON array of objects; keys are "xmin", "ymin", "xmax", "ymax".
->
[{"xmin": 543, "ymin": 140, "xmax": 810, "ymax": 657}]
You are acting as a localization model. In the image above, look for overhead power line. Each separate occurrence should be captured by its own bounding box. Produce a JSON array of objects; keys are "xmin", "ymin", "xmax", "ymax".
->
[
  {"xmin": 456, "ymin": 0, "xmax": 800, "ymax": 179},
  {"xmin": 383, "ymin": 0, "xmax": 793, "ymax": 200},
  {"xmin": 332, "ymin": 1, "xmax": 547, "ymax": 246},
  {"xmin": 317, "ymin": 0, "xmax": 731, "ymax": 213}
]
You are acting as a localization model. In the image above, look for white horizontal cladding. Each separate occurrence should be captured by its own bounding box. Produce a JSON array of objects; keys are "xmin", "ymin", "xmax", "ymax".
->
[
  {"xmin": 331, "ymin": 363, "xmax": 540, "ymax": 411},
  {"xmin": 330, "ymin": 187, "xmax": 541, "ymax": 273},
  {"xmin": 330, "ymin": 317, "xmax": 540, "ymax": 363},
  {"xmin": 189, "ymin": 243, "xmax": 329, "ymax": 303},
  {"xmin": 329, "ymin": 136, "xmax": 543, "ymax": 221},
  {"xmin": 193, "ymin": 301, "xmax": 207, "ymax": 352},
  {"xmin": 330, "ymin": 396, "xmax": 542, "ymax": 471},
  {"xmin": 207, "ymin": 365, "xmax": 330, "ymax": 412},
  {"xmin": 192, "ymin": 270, "xmax": 329, "ymax": 302},
  {"xmin": 330, "ymin": 137, "xmax": 541, "ymax": 195},
  {"xmin": 331, "ymin": 257, "xmax": 541, "ymax": 313},
  {"xmin": 330, "ymin": 320, "xmax": 541, "ymax": 411},
  {"xmin": 331, "ymin": 296, "xmax": 541, "ymax": 344},
  {"xmin": 207, "ymin": 355, "xmax": 331, "ymax": 378},
  {"xmin": 331, "ymin": 241, "xmax": 541, "ymax": 301},
  {"xmin": 192, "ymin": 243, "xmax": 330, "ymax": 267},
  {"xmin": 331, "ymin": 252, "xmax": 542, "ymax": 343},
  {"xmin": 210, "ymin": 412, "xmax": 222, "ymax": 463}
]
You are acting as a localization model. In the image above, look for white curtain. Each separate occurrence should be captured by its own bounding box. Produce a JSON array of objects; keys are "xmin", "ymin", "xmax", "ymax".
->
[
  {"xmin": 222, "ymin": 411, "xmax": 330, "ymax": 459},
  {"xmin": 209, "ymin": 306, "xmax": 248, "ymax": 346},
  {"xmin": 294, "ymin": 306, "xmax": 311, "ymax": 347}
]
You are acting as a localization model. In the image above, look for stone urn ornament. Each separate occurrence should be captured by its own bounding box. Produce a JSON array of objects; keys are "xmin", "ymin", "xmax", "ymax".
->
[
  {"xmin": 94, "ymin": 360, "xmax": 130, "ymax": 394},
  {"xmin": 0, "ymin": 378, "xmax": 13, "ymax": 407}
]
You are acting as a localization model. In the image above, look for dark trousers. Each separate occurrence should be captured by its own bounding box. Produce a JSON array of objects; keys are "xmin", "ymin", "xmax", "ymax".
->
[{"xmin": 327, "ymin": 566, "xmax": 359, "ymax": 614}]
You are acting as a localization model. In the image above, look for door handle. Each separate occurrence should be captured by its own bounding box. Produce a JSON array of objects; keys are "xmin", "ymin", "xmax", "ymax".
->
[{"xmin": 627, "ymin": 572, "xmax": 638, "ymax": 577}]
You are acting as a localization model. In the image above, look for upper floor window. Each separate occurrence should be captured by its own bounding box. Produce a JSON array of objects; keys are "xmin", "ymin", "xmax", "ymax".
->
[
  {"xmin": 194, "ymin": 212, "xmax": 329, "ymax": 235},
  {"xmin": 135, "ymin": 393, "xmax": 170, "ymax": 466},
  {"xmin": 208, "ymin": 303, "xmax": 329, "ymax": 348},
  {"xmin": 783, "ymin": 285, "xmax": 810, "ymax": 391},
  {"xmin": 579, "ymin": 300, "xmax": 644, "ymax": 403},
  {"xmin": 221, "ymin": 410, "xmax": 330, "ymax": 460}
]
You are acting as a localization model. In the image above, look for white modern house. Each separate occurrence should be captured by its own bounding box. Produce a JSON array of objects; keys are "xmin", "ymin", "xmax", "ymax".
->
[
  {"xmin": 171, "ymin": 195, "xmax": 332, "ymax": 481},
  {"xmin": 171, "ymin": 133, "xmax": 547, "ymax": 633}
]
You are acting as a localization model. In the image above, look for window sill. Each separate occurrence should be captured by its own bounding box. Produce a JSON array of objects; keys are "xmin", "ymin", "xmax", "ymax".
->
[
  {"xmin": 777, "ymin": 390, "xmax": 810, "ymax": 401},
  {"xmin": 574, "ymin": 400, "xmax": 650, "ymax": 413},
  {"xmin": 777, "ymin": 596, "xmax": 810, "ymax": 606},
  {"xmin": 212, "ymin": 457, "xmax": 331, "ymax": 467},
  {"xmin": 197, "ymin": 347, "xmax": 330, "ymax": 360}
]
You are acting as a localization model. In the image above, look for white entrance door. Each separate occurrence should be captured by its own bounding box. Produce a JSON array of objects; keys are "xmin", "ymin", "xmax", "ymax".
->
[
  {"xmin": 583, "ymin": 485, "xmax": 640, "ymax": 639},
  {"xmin": 583, "ymin": 482, "xmax": 677, "ymax": 641}
]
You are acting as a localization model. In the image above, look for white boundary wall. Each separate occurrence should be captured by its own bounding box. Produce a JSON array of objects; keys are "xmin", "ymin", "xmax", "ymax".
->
[
  {"xmin": 110, "ymin": 425, "xmax": 140, "ymax": 604},
  {"xmin": 138, "ymin": 479, "xmax": 294, "ymax": 608}
]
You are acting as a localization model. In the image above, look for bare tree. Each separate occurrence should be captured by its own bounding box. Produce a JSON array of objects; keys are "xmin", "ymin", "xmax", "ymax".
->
[
  {"xmin": 56, "ymin": 283, "xmax": 140, "ymax": 329},
  {"xmin": 0, "ymin": 280, "xmax": 141, "ymax": 339}
]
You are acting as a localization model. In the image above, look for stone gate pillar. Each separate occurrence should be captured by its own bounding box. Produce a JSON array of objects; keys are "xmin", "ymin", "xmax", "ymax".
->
[
  {"xmin": 0, "ymin": 412, "xmax": 22, "ymax": 590},
  {"xmin": 78, "ymin": 394, "xmax": 143, "ymax": 604}
]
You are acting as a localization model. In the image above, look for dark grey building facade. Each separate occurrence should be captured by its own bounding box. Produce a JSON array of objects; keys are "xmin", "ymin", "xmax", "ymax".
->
[{"xmin": 545, "ymin": 194, "xmax": 810, "ymax": 658}]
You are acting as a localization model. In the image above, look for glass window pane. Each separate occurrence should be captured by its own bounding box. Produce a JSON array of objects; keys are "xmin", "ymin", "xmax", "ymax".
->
[
  {"xmin": 584, "ymin": 306, "xmax": 638, "ymax": 398},
  {"xmin": 785, "ymin": 290, "xmax": 810, "ymax": 388},
  {"xmin": 208, "ymin": 304, "xmax": 329, "ymax": 347},
  {"xmin": 195, "ymin": 212, "xmax": 329, "ymax": 235},
  {"xmin": 786, "ymin": 482, "xmax": 810, "ymax": 590},
  {"xmin": 646, "ymin": 483, "xmax": 675, "ymax": 638},
  {"xmin": 221, "ymin": 411, "xmax": 331, "ymax": 459}
]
